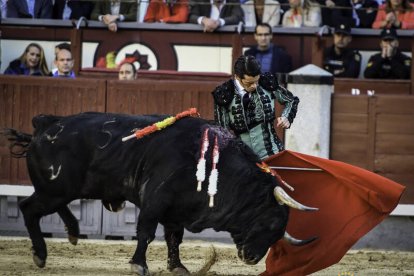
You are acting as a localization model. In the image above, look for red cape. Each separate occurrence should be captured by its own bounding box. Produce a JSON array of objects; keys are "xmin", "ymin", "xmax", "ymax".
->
[{"xmin": 262, "ymin": 150, "xmax": 405, "ymax": 276}]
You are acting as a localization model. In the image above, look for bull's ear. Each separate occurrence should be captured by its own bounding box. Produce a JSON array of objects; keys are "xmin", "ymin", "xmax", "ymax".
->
[{"xmin": 273, "ymin": 186, "xmax": 318, "ymax": 211}]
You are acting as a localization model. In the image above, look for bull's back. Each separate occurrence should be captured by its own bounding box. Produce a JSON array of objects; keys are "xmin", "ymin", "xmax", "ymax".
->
[
  {"xmin": 26, "ymin": 113, "xmax": 166, "ymax": 192},
  {"xmin": 26, "ymin": 112, "xmax": 208, "ymax": 196}
]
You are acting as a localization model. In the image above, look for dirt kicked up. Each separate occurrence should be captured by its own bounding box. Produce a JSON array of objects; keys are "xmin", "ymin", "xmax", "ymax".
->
[{"xmin": 1, "ymin": 236, "xmax": 414, "ymax": 276}]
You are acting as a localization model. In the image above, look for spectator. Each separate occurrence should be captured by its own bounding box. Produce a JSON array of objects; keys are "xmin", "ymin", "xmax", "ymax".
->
[
  {"xmin": 212, "ymin": 55, "xmax": 299, "ymax": 159},
  {"xmin": 91, "ymin": 0, "xmax": 138, "ymax": 32},
  {"xmin": 4, "ymin": 43, "xmax": 49, "ymax": 76},
  {"xmin": 351, "ymin": 0, "xmax": 378, "ymax": 28},
  {"xmin": 244, "ymin": 23, "xmax": 292, "ymax": 74},
  {"xmin": 278, "ymin": 0, "xmax": 290, "ymax": 24},
  {"xmin": 242, "ymin": 0, "xmax": 281, "ymax": 27},
  {"xmin": 317, "ymin": 0, "xmax": 354, "ymax": 27},
  {"xmin": 118, "ymin": 62, "xmax": 137, "ymax": 80},
  {"xmin": 52, "ymin": 48, "xmax": 75, "ymax": 78},
  {"xmin": 7, "ymin": 0, "xmax": 52, "ymax": 18},
  {"xmin": 364, "ymin": 28, "xmax": 411, "ymax": 79},
  {"xmin": 372, "ymin": 0, "xmax": 414, "ymax": 29},
  {"xmin": 144, "ymin": 0, "xmax": 189, "ymax": 23},
  {"xmin": 51, "ymin": 42, "xmax": 71, "ymax": 75},
  {"xmin": 282, "ymin": 0, "xmax": 321, "ymax": 27},
  {"xmin": 54, "ymin": 42, "xmax": 71, "ymax": 55},
  {"xmin": 53, "ymin": 0, "xmax": 94, "ymax": 20},
  {"xmin": 323, "ymin": 23, "xmax": 361, "ymax": 78},
  {"xmin": 188, "ymin": 0, "xmax": 244, "ymax": 32}
]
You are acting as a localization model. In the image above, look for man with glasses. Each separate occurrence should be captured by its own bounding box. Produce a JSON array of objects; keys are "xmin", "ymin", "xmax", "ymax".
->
[
  {"xmin": 364, "ymin": 28, "xmax": 411, "ymax": 79},
  {"xmin": 244, "ymin": 23, "xmax": 292, "ymax": 75},
  {"xmin": 212, "ymin": 55, "xmax": 299, "ymax": 160}
]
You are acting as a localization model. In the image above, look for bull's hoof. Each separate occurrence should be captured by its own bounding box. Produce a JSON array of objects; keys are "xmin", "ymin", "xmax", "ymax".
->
[
  {"xmin": 68, "ymin": 234, "xmax": 78, "ymax": 245},
  {"xmin": 171, "ymin": 267, "xmax": 191, "ymax": 276},
  {"xmin": 33, "ymin": 254, "xmax": 46, "ymax": 268},
  {"xmin": 130, "ymin": 263, "xmax": 150, "ymax": 276}
]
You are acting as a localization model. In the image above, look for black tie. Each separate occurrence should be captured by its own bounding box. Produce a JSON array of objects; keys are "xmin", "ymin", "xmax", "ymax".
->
[{"xmin": 243, "ymin": 93, "xmax": 250, "ymax": 110}]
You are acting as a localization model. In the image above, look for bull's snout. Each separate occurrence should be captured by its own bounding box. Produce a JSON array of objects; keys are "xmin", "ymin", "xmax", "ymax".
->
[{"xmin": 237, "ymin": 247, "xmax": 262, "ymax": 265}]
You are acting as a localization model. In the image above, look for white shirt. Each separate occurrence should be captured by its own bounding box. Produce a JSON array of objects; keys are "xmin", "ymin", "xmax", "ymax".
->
[
  {"xmin": 62, "ymin": 0, "xmax": 72, "ymax": 19},
  {"xmin": 234, "ymin": 78, "xmax": 249, "ymax": 98},
  {"xmin": 99, "ymin": 0, "xmax": 125, "ymax": 21},
  {"xmin": 197, "ymin": 0, "xmax": 226, "ymax": 26},
  {"xmin": 1, "ymin": 0, "xmax": 7, "ymax": 19},
  {"xmin": 111, "ymin": 0, "xmax": 121, "ymax": 15},
  {"xmin": 26, "ymin": 0, "xmax": 35, "ymax": 17},
  {"xmin": 138, "ymin": 0, "xmax": 149, "ymax": 22}
]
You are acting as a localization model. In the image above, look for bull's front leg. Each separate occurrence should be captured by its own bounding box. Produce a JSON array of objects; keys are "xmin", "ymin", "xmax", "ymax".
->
[
  {"xmin": 164, "ymin": 226, "xmax": 190, "ymax": 275},
  {"xmin": 19, "ymin": 193, "xmax": 69, "ymax": 268},
  {"xmin": 20, "ymin": 195, "xmax": 47, "ymax": 268},
  {"xmin": 130, "ymin": 214, "xmax": 158, "ymax": 276},
  {"xmin": 57, "ymin": 206, "xmax": 80, "ymax": 245}
]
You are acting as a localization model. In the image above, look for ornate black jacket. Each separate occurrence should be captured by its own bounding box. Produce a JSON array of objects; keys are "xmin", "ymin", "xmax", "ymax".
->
[{"xmin": 212, "ymin": 73, "xmax": 299, "ymax": 159}]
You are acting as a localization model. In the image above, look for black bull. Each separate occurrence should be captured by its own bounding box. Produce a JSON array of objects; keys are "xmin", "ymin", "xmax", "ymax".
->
[{"xmin": 4, "ymin": 112, "xmax": 315, "ymax": 275}]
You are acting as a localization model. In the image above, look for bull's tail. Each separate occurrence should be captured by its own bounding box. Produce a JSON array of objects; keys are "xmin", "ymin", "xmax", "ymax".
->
[{"xmin": 1, "ymin": 128, "xmax": 32, "ymax": 158}]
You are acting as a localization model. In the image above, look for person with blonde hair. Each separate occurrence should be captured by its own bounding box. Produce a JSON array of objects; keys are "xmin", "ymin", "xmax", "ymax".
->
[
  {"xmin": 372, "ymin": 0, "xmax": 414, "ymax": 29},
  {"xmin": 4, "ymin": 43, "xmax": 49, "ymax": 76},
  {"xmin": 282, "ymin": 0, "xmax": 321, "ymax": 27}
]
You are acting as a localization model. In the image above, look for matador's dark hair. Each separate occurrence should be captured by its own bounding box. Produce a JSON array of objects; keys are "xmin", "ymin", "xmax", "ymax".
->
[{"xmin": 233, "ymin": 55, "xmax": 261, "ymax": 79}]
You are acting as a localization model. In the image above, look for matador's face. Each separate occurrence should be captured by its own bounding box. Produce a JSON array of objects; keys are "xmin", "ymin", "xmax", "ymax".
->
[{"xmin": 237, "ymin": 74, "xmax": 260, "ymax": 93}]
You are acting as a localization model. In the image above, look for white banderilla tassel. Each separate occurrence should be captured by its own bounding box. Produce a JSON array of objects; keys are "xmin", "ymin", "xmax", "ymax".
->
[
  {"xmin": 196, "ymin": 128, "xmax": 209, "ymax": 191},
  {"xmin": 208, "ymin": 136, "xmax": 219, "ymax": 207}
]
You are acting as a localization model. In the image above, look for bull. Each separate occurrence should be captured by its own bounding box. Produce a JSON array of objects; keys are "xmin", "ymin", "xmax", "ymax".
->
[{"xmin": 4, "ymin": 112, "xmax": 316, "ymax": 275}]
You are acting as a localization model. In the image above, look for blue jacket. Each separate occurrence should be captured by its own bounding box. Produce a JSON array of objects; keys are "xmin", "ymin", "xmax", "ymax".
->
[
  {"xmin": 244, "ymin": 45, "xmax": 292, "ymax": 74},
  {"xmin": 4, "ymin": 59, "xmax": 43, "ymax": 76},
  {"xmin": 53, "ymin": 0, "xmax": 94, "ymax": 20},
  {"xmin": 7, "ymin": 0, "xmax": 53, "ymax": 18}
]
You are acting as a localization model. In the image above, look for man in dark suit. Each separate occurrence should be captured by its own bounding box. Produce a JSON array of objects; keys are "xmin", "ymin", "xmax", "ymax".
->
[
  {"xmin": 188, "ymin": 0, "xmax": 244, "ymax": 32},
  {"xmin": 244, "ymin": 23, "xmax": 292, "ymax": 76},
  {"xmin": 351, "ymin": 0, "xmax": 378, "ymax": 28},
  {"xmin": 53, "ymin": 0, "xmax": 94, "ymax": 20},
  {"xmin": 7, "ymin": 0, "xmax": 53, "ymax": 18},
  {"xmin": 91, "ymin": 0, "xmax": 137, "ymax": 32}
]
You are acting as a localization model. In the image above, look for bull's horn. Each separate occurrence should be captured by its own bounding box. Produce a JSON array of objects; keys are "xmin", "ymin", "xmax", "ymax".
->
[
  {"xmin": 273, "ymin": 186, "xmax": 318, "ymax": 211},
  {"xmin": 283, "ymin": 232, "xmax": 317, "ymax": 246}
]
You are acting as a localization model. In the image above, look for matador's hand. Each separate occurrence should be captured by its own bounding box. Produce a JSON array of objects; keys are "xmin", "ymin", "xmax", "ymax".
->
[{"xmin": 277, "ymin": 117, "xmax": 290, "ymax": 128}]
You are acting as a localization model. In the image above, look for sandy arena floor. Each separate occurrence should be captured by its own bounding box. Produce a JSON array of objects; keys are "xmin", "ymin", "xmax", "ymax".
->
[{"xmin": 1, "ymin": 236, "xmax": 414, "ymax": 275}]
